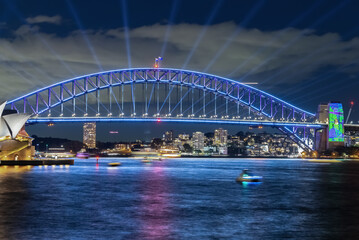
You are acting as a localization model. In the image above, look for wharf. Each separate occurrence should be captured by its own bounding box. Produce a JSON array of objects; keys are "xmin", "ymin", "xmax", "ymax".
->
[{"xmin": 0, "ymin": 159, "xmax": 74, "ymax": 166}]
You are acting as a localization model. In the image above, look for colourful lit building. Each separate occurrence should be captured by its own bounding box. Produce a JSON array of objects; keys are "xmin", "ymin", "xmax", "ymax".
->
[
  {"xmin": 83, "ymin": 122, "xmax": 96, "ymax": 149},
  {"xmin": 316, "ymin": 102, "xmax": 345, "ymax": 152}
]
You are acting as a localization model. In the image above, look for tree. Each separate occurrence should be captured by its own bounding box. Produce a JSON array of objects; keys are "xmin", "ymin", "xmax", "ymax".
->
[
  {"xmin": 236, "ymin": 131, "xmax": 244, "ymax": 138},
  {"xmin": 204, "ymin": 132, "xmax": 214, "ymax": 138},
  {"xmin": 228, "ymin": 142, "xmax": 240, "ymax": 156},
  {"xmin": 183, "ymin": 143, "xmax": 193, "ymax": 153},
  {"xmin": 151, "ymin": 138, "xmax": 163, "ymax": 149}
]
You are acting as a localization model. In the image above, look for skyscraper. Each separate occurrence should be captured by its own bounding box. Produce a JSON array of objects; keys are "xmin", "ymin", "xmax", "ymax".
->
[
  {"xmin": 163, "ymin": 130, "xmax": 173, "ymax": 144},
  {"xmin": 83, "ymin": 122, "xmax": 96, "ymax": 149},
  {"xmin": 192, "ymin": 132, "xmax": 205, "ymax": 151},
  {"xmin": 214, "ymin": 128, "xmax": 228, "ymax": 146}
]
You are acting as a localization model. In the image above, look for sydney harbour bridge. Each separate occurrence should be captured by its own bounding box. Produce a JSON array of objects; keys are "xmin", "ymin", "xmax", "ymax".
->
[{"xmin": 5, "ymin": 67, "xmax": 350, "ymax": 152}]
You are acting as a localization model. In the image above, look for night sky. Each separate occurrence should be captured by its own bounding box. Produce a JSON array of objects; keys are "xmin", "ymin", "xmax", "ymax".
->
[{"xmin": 0, "ymin": 0, "xmax": 358, "ymax": 141}]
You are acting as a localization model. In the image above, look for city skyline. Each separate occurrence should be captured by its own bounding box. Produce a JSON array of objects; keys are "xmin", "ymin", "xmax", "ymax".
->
[
  {"xmin": 0, "ymin": 0, "xmax": 358, "ymax": 133},
  {"xmin": 1, "ymin": 1, "xmax": 359, "ymax": 239}
]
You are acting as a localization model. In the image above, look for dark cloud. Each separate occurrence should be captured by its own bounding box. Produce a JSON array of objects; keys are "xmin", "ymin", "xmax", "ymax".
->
[
  {"xmin": 0, "ymin": 22, "xmax": 358, "ymax": 103},
  {"xmin": 26, "ymin": 15, "xmax": 62, "ymax": 25}
]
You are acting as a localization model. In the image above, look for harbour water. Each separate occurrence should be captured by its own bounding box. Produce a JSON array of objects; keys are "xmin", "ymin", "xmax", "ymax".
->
[{"xmin": 1, "ymin": 158, "xmax": 359, "ymax": 239}]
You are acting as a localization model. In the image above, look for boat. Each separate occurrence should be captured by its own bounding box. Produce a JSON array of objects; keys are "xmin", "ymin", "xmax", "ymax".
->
[
  {"xmin": 236, "ymin": 175, "xmax": 263, "ymax": 183},
  {"xmin": 76, "ymin": 152, "xmax": 90, "ymax": 159},
  {"xmin": 149, "ymin": 157, "xmax": 164, "ymax": 161},
  {"xmin": 236, "ymin": 169, "xmax": 263, "ymax": 183},
  {"xmin": 308, "ymin": 159, "xmax": 341, "ymax": 163},
  {"xmin": 159, "ymin": 148, "xmax": 181, "ymax": 158},
  {"xmin": 161, "ymin": 153, "xmax": 181, "ymax": 158},
  {"xmin": 141, "ymin": 159, "xmax": 152, "ymax": 163},
  {"xmin": 141, "ymin": 157, "xmax": 152, "ymax": 163},
  {"xmin": 103, "ymin": 148, "xmax": 132, "ymax": 157},
  {"xmin": 108, "ymin": 162, "xmax": 121, "ymax": 167}
]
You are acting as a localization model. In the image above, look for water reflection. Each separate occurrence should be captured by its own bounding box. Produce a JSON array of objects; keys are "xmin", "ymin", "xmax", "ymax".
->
[
  {"xmin": 1, "ymin": 159, "xmax": 359, "ymax": 239},
  {"xmin": 138, "ymin": 163, "xmax": 173, "ymax": 240},
  {"xmin": 0, "ymin": 166, "xmax": 32, "ymax": 239}
]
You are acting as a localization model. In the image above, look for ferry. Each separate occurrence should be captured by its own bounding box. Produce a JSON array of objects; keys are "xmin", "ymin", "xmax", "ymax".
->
[
  {"xmin": 103, "ymin": 148, "xmax": 132, "ymax": 157},
  {"xmin": 159, "ymin": 148, "xmax": 181, "ymax": 158}
]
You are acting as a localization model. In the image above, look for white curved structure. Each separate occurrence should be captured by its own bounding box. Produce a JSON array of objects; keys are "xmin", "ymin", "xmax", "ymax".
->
[
  {"xmin": 0, "ymin": 101, "xmax": 31, "ymax": 139},
  {"xmin": 0, "ymin": 101, "xmax": 33, "ymax": 160}
]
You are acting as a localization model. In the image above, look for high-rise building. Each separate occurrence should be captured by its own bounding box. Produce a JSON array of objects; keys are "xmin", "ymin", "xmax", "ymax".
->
[
  {"xmin": 83, "ymin": 122, "xmax": 96, "ymax": 149},
  {"xmin": 163, "ymin": 130, "xmax": 173, "ymax": 143},
  {"xmin": 179, "ymin": 133, "xmax": 190, "ymax": 141},
  {"xmin": 192, "ymin": 132, "xmax": 205, "ymax": 151},
  {"xmin": 214, "ymin": 128, "xmax": 228, "ymax": 146}
]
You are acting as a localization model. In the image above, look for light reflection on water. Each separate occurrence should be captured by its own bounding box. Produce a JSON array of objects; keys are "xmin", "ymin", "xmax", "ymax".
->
[
  {"xmin": 138, "ymin": 164, "xmax": 173, "ymax": 239},
  {"xmin": 1, "ymin": 158, "xmax": 359, "ymax": 239}
]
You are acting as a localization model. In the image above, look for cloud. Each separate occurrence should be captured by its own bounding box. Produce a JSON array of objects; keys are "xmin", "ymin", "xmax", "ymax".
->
[
  {"xmin": 26, "ymin": 15, "xmax": 62, "ymax": 25},
  {"xmin": 0, "ymin": 21, "xmax": 358, "ymax": 103}
]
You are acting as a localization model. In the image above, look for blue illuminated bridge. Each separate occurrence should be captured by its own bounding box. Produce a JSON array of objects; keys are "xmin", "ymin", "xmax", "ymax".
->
[{"xmin": 7, "ymin": 68, "xmax": 328, "ymax": 151}]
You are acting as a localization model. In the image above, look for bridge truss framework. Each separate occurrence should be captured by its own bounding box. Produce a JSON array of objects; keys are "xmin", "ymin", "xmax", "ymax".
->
[{"xmin": 7, "ymin": 68, "xmax": 324, "ymax": 152}]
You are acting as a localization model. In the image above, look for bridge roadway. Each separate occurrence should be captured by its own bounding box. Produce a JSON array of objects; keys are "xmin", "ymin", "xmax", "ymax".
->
[
  {"xmin": 344, "ymin": 124, "xmax": 359, "ymax": 131},
  {"xmin": 27, "ymin": 116, "xmax": 359, "ymax": 130},
  {"xmin": 27, "ymin": 116, "xmax": 326, "ymax": 128}
]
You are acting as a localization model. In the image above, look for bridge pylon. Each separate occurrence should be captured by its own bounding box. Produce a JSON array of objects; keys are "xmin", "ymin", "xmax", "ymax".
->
[{"xmin": 315, "ymin": 102, "xmax": 345, "ymax": 153}]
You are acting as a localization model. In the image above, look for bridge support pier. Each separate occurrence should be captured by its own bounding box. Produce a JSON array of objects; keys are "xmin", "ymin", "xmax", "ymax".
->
[{"xmin": 315, "ymin": 102, "xmax": 345, "ymax": 153}]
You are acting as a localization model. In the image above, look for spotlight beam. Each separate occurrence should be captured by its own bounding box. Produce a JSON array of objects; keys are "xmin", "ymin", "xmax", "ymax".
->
[
  {"xmin": 289, "ymin": 61, "xmax": 358, "ymax": 102},
  {"xmin": 182, "ymin": 0, "xmax": 224, "ymax": 69},
  {"xmin": 159, "ymin": 84, "xmax": 175, "ymax": 113},
  {"xmin": 226, "ymin": 0, "xmax": 325, "ymax": 77},
  {"xmin": 267, "ymin": 26, "xmax": 359, "ymax": 95},
  {"xmin": 160, "ymin": 0, "xmax": 180, "ymax": 57},
  {"xmin": 236, "ymin": 0, "xmax": 350, "ymax": 83},
  {"xmin": 4, "ymin": 0, "xmax": 77, "ymax": 76},
  {"xmin": 121, "ymin": 0, "xmax": 132, "ymax": 68},
  {"xmin": 170, "ymin": 87, "xmax": 192, "ymax": 114},
  {"xmin": 66, "ymin": 0, "xmax": 104, "ymax": 71},
  {"xmin": 203, "ymin": 0, "xmax": 266, "ymax": 73},
  {"xmin": 194, "ymin": 97, "xmax": 216, "ymax": 115},
  {"xmin": 147, "ymin": 83, "xmax": 156, "ymax": 112}
]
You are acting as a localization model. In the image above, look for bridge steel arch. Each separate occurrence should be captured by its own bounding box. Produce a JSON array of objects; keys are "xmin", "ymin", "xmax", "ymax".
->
[{"xmin": 7, "ymin": 68, "xmax": 320, "ymax": 151}]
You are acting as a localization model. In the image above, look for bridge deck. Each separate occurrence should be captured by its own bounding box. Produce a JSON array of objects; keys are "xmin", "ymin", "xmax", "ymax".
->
[{"xmin": 27, "ymin": 117, "xmax": 325, "ymax": 128}]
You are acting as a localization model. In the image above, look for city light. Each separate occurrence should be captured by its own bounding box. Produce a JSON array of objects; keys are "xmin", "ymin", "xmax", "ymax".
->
[{"xmin": 1, "ymin": 2, "xmax": 359, "ymax": 239}]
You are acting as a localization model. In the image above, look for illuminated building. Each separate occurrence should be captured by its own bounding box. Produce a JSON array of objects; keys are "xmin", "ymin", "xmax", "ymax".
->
[
  {"xmin": 316, "ymin": 102, "xmax": 345, "ymax": 152},
  {"xmin": 0, "ymin": 102, "xmax": 34, "ymax": 160},
  {"xmin": 214, "ymin": 128, "xmax": 228, "ymax": 146},
  {"xmin": 192, "ymin": 132, "xmax": 205, "ymax": 151},
  {"xmin": 83, "ymin": 122, "xmax": 96, "ymax": 149},
  {"xmin": 179, "ymin": 133, "xmax": 190, "ymax": 141},
  {"xmin": 163, "ymin": 130, "xmax": 173, "ymax": 144},
  {"xmin": 327, "ymin": 102, "xmax": 344, "ymax": 150}
]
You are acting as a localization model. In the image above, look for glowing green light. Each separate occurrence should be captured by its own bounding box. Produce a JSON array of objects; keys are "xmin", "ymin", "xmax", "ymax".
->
[{"xmin": 328, "ymin": 103, "xmax": 344, "ymax": 142}]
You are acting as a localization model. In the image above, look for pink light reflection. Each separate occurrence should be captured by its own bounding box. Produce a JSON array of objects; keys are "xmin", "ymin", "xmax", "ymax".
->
[{"xmin": 138, "ymin": 163, "xmax": 173, "ymax": 239}]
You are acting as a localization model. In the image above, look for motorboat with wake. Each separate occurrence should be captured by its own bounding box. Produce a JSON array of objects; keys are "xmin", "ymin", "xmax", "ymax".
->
[{"xmin": 236, "ymin": 169, "xmax": 263, "ymax": 183}]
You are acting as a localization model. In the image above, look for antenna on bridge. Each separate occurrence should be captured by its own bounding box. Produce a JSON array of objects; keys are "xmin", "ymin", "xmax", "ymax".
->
[
  {"xmin": 345, "ymin": 101, "xmax": 354, "ymax": 124},
  {"xmin": 154, "ymin": 56, "xmax": 163, "ymax": 68}
]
